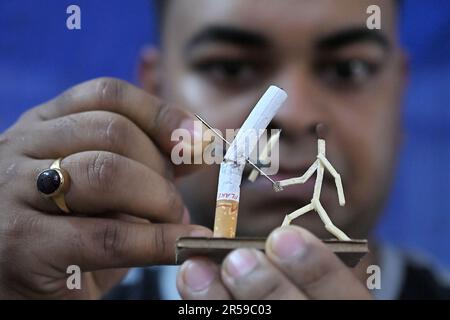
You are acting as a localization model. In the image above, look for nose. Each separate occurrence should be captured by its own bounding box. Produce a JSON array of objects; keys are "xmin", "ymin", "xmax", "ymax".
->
[{"xmin": 270, "ymin": 65, "xmax": 326, "ymax": 141}]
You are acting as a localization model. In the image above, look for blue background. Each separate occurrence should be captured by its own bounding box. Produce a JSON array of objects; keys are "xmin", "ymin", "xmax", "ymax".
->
[{"xmin": 1, "ymin": 1, "xmax": 450, "ymax": 268}]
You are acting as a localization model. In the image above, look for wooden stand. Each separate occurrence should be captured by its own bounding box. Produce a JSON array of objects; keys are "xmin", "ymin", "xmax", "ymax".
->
[{"xmin": 176, "ymin": 237, "xmax": 368, "ymax": 268}]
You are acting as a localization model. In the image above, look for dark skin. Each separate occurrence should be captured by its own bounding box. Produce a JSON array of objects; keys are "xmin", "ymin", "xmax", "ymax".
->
[
  {"xmin": 150, "ymin": 0, "xmax": 406, "ymax": 299},
  {"xmin": 156, "ymin": 0, "xmax": 404, "ymax": 239},
  {"xmin": 0, "ymin": 79, "xmax": 213, "ymax": 298},
  {"xmin": 0, "ymin": 0, "xmax": 405, "ymax": 299}
]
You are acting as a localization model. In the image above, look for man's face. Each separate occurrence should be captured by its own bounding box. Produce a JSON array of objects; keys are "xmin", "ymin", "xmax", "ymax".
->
[{"xmin": 155, "ymin": 0, "xmax": 405, "ymax": 238}]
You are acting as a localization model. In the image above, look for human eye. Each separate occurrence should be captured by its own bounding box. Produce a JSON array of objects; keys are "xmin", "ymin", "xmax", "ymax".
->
[
  {"xmin": 315, "ymin": 57, "xmax": 382, "ymax": 89},
  {"xmin": 190, "ymin": 57, "xmax": 265, "ymax": 90}
]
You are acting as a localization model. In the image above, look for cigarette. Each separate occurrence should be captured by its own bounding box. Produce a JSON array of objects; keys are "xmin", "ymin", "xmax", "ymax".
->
[{"xmin": 213, "ymin": 86, "xmax": 287, "ymax": 238}]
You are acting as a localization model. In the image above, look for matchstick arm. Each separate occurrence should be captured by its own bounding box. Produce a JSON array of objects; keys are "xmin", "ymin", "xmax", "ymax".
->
[
  {"xmin": 247, "ymin": 169, "xmax": 260, "ymax": 182},
  {"xmin": 248, "ymin": 131, "xmax": 281, "ymax": 183},
  {"xmin": 317, "ymin": 154, "xmax": 346, "ymax": 206},
  {"xmin": 276, "ymin": 161, "xmax": 318, "ymax": 189}
]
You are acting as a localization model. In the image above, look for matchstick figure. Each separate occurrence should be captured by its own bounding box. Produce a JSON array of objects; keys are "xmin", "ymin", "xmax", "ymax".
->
[{"xmin": 275, "ymin": 124, "xmax": 350, "ymax": 241}]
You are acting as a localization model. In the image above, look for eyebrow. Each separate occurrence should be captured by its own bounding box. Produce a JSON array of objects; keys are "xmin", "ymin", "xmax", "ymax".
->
[
  {"xmin": 184, "ymin": 25, "xmax": 270, "ymax": 54},
  {"xmin": 315, "ymin": 27, "xmax": 391, "ymax": 51}
]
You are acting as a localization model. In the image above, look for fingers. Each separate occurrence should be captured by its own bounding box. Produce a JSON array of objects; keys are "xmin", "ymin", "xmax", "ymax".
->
[
  {"xmin": 177, "ymin": 249, "xmax": 306, "ymax": 300},
  {"xmin": 20, "ymin": 152, "xmax": 186, "ymax": 222},
  {"xmin": 18, "ymin": 111, "xmax": 170, "ymax": 178},
  {"xmin": 220, "ymin": 249, "xmax": 307, "ymax": 299},
  {"xmin": 178, "ymin": 228, "xmax": 371, "ymax": 300},
  {"xmin": 37, "ymin": 215, "xmax": 213, "ymax": 270},
  {"xmin": 177, "ymin": 258, "xmax": 231, "ymax": 300},
  {"xmin": 32, "ymin": 78, "xmax": 198, "ymax": 155},
  {"xmin": 265, "ymin": 226, "xmax": 371, "ymax": 299}
]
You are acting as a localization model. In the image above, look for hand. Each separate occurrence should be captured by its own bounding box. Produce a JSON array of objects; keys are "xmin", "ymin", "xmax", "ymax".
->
[
  {"xmin": 177, "ymin": 226, "xmax": 371, "ymax": 300},
  {"xmin": 0, "ymin": 77, "xmax": 211, "ymax": 299}
]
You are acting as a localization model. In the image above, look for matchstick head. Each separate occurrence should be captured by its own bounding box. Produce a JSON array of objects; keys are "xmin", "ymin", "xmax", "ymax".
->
[{"xmin": 315, "ymin": 123, "xmax": 328, "ymax": 140}]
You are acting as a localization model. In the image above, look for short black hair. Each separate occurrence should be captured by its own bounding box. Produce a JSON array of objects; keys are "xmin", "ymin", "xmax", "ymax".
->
[{"xmin": 154, "ymin": 0, "xmax": 401, "ymax": 28}]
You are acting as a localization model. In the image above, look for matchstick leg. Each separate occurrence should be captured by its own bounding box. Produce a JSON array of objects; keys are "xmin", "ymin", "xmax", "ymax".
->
[
  {"xmin": 281, "ymin": 216, "xmax": 291, "ymax": 227},
  {"xmin": 281, "ymin": 203, "xmax": 314, "ymax": 227},
  {"xmin": 324, "ymin": 224, "xmax": 351, "ymax": 241},
  {"xmin": 314, "ymin": 200, "xmax": 350, "ymax": 241}
]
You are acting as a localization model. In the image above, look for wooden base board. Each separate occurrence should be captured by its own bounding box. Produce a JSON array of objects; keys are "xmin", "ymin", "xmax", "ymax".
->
[{"xmin": 176, "ymin": 237, "xmax": 368, "ymax": 268}]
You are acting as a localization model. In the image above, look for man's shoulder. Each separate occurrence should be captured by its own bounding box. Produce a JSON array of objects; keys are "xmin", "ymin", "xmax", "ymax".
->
[
  {"xmin": 399, "ymin": 252, "xmax": 450, "ymax": 299},
  {"xmin": 103, "ymin": 267, "xmax": 162, "ymax": 300},
  {"xmin": 376, "ymin": 245, "xmax": 450, "ymax": 300}
]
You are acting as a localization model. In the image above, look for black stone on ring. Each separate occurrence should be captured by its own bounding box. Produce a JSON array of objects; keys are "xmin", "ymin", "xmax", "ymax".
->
[{"xmin": 37, "ymin": 169, "xmax": 61, "ymax": 195}]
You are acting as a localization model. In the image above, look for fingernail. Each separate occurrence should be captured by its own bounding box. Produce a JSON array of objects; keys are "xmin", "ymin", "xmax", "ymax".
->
[
  {"xmin": 269, "ymin": 228, "xmax": 307, "ymax": 261},
  {"xmin": 183, "ymin": 260, "xmax": 215, "ymax": 292},
  {"xmin": 182, "ymin": 207, "xmax": 191, "ymax": 225},
  {"xmin": 225, "ymin": 249, "xmax": 258, "ymax": 278},
  {"xmin": 189, "ymin": 228, "xmax": 213, "ymax": 238}
]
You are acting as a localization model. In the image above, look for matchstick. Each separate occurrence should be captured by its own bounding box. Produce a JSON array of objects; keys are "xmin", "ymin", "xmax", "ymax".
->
[
  {"xmin": 214, "ymin": 86, "xmax": 287, "ymax": 238},
  {"xmin": 247, "ymin": 130, "xmax": 281, "ymax": 183},
  {"xmin": 275, "ymin": 123, "xmax": 350, "ymax": 240},
  {"xmin": 276, "ymin": 161, "xmax": 318, "ymax": 188}
]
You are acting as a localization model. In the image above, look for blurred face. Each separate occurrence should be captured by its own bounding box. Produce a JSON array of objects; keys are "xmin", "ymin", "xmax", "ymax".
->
[{"xmin": 154, "ymin": 0, "xmax": 406, "ymax": 238}]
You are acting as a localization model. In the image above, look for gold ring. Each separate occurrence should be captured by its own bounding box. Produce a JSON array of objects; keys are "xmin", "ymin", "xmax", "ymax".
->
[{"xmin": 36, "ymin": 158, "xmax": 71, "ymax": 213}]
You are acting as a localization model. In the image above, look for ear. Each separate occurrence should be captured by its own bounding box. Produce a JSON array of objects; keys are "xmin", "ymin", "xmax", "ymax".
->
[{"xmin": 138, "ymin": 46, "xmax": 161, "ymax": 95}]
